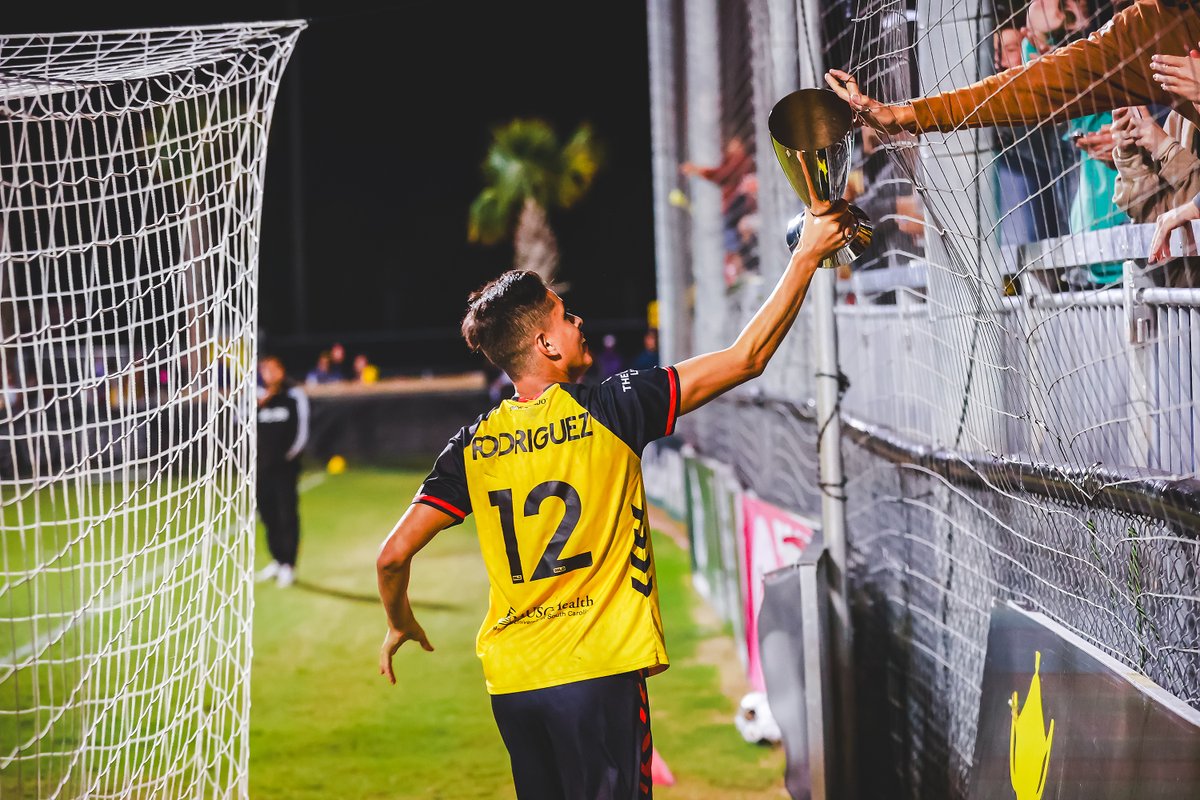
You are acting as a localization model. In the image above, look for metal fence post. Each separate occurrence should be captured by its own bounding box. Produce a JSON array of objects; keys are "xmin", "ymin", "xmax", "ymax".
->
[
  {"xmin": 1124, "ymin": 258, "xmax": 1155, "ymax": 468},
  {"xmin": 754, "ymin": 0, "xmax": 809, "ymax": 400},
  {"xmin": 684, "ymin": 0, "xmax": 727, "ymax": 356},
  {"xmin": 798, "ymin": 1, "xmax": 857, "ymax": 795},
  {"xmin": 647, "ymin": 0, "xmax": 692, "ymax": 366},
  {"xmin": 811, "ymin": 265, "xmax": 855, "ymax": 800}
]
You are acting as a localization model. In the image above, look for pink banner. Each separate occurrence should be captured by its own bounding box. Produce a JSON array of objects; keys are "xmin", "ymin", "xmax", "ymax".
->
[{"xmin": 741, "ymin": 493, "xmax": 816, "ymax": 692}]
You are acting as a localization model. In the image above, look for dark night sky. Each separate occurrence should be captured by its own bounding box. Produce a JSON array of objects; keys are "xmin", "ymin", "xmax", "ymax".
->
[{"xmin": 3, "ymin": 2, "xmax": 657, "ymax": 373}]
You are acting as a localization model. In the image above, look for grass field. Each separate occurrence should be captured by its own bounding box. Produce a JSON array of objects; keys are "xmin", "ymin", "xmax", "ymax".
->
[
  {"xmin": 1, "ymin": 474, "xmax": 252, "ymax": 798},
  {"xmin": 249, "ymin": 467, "xmax": 787, "ymax": 799}
]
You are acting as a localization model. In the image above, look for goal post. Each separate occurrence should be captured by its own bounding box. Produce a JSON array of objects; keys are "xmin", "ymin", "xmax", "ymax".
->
[{"xmin": 0, "ymin": 21, "xmax": 304, "ymax": 798}]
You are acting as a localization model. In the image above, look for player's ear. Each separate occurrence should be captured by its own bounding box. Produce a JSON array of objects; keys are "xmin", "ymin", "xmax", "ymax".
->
[{"xmin": 534, "ymin": 331, "xmax": 560, "ymax": 361}]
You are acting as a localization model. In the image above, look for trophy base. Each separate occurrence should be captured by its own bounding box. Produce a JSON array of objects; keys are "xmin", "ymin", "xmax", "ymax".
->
[{"xmin": 785, "ymin": 204, "xmax": 874, "ymax": 269}]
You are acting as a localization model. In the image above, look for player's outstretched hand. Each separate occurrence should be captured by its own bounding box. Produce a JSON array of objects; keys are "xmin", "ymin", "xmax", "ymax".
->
[
  {"xmin": 1149, "ymin": 200, "xmax": 1200, "ymax": 264},
  {"xmin": 379, "ymin": 619, "xmax": 434, "ymax": 685},
  {"xmin": 794, "ymin": 200, "xmax": 857, "ymax": 263},
  {"xmin": 824, "ymin": 69, "xmax": 913, "ymax": 134}
]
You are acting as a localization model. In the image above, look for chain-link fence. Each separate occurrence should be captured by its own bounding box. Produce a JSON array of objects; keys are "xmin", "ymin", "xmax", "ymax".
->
[{"xmin": 647, "ymin": 1, "xmax": 1200, "ymax": 797}]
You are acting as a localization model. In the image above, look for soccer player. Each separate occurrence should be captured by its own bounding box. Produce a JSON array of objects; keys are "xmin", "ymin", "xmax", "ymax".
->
[
  {"xmin": 256, "ymin": 355, "xmax": 310, "ymax": 588},
  {"xmin": 375, "ymin": 203, "xmax": 856, "ymax": 799}
]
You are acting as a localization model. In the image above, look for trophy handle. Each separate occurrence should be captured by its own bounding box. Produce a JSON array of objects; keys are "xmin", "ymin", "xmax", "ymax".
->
[{"xmin": 785, "ymin": 203, "xmax": 874, "ymax": 269}]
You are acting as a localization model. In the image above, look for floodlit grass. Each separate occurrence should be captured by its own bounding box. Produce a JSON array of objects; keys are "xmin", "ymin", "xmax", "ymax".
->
[
  {"xmin": 0, "ymin": 466, "xmax": 784, "ymax": 798},
  {"xmin": 1, "ymin": 476, "xmax": 250, "ymax": 798},
  {"xmin": 249, "ymin": 468, "xmax": 786, "ymax": 799}
]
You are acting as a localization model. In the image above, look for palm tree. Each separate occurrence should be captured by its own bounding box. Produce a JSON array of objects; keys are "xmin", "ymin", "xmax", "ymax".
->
[{"xmin": 468, "ymin": 118, "xmax": 603, "ymax": 290}]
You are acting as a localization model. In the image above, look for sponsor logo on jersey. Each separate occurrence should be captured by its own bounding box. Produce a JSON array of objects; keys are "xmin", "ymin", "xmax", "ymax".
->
[
  {"xmin": 495, "ymin": 594, "xmax": 595, "ymax": 628},
  {"xmin": 470, "ymin": 412, "xmax": 594, "ymax": 460}
]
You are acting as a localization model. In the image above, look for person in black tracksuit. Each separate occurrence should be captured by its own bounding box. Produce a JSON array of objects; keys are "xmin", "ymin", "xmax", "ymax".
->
[{"xmin": 256, "ymin": 355, "xmax": 309, "ymax": 587}]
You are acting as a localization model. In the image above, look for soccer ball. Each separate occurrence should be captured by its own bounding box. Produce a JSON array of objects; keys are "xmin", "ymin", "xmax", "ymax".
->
[{"xmin": 734, "ymin": 691, "xmax": 782, "ymax": 745}]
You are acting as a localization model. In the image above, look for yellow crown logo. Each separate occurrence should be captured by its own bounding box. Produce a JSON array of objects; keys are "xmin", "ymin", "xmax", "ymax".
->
[{"xmin": 1009, "ymin": 651, "xmax": 1055, "ymax": 800}]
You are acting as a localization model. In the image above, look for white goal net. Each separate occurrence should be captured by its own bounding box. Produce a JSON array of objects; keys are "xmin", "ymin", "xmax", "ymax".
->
[{"xmin": 0, "ymin": 22, "xmax": 303, "ymax": 798}]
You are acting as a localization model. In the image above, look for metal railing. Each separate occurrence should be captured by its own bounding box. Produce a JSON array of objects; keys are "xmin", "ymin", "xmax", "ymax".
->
[{"xmin": 646, "ymin": 2, "xmax": 1200, "ymax": 798}]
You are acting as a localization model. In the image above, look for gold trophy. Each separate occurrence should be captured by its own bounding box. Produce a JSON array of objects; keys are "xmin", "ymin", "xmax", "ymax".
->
[{"xmin": 768, "ymin": 88, "xmax": 873, "ymax": 267}]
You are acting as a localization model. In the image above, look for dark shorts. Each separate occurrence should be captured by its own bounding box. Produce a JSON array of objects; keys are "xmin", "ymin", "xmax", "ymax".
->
[{"xmin": 490, "ymin": 670, "xmax": 653, "ymax": 800}]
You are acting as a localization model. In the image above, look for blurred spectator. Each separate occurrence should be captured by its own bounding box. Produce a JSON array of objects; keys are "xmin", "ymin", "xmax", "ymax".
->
[
  {"xmin": 1112, "ymin": 104, "xmax": 1200, "ymax": 222},
  {"xmin": 1067, "ymin": 119, "xmax": 1129, "ymax": 229},
  {"xmin": 853, "ymin": 126, "xmax": 924, "ymax": 256},
  {"xmin": 488, "ymin": 369, "xmax": 515, "ymax": 404},
  {"xmin": 1043, "ymin": 0, "xmax": 1129, "ymax": 285},
  {"xmin": 1019, "ymin": 0, "xmax": 1087, "ymax": 56},
  {"xmin": 305, "ymin": 350, "xmax": 341, "ymax": 386},
  {"xmin": 825, "ymin": 3, "xmax": 1200, "ymax": 142},
  {"xmin": 995, "ymin": 24, "xmax": 1024, "ymax": 71},
  {"xmin": 845, "ymin": 125, "xmax": 924, "ymax": 301},
  {"xmin": 255, "ymin": 354, "xmax": 308, "ymax": 589},
  {"xmin": 353, "ymin": 353, "xmax": 379, "ymax": 384},
  {"xmin": 1023, "ymin": 0, "xmax": 1128, "ymax": 247},
  {"xmin": 681, "ymin": 134, "xmax": 758, "ymax": 286},
  {"xmin": 993, "ymin": 25, "xmax": 1075, "ymax": 246},
  {"xmin": 680, "ymin": 134, "xmax": 754, "ymax": 224},
  {"xmin": 734, "ymin": 172, "xmax": 760, "ymax": 253},
  {"xmin": 829, "ymin": 0, "xmax": 1200, "ymax": 288},
  {"xmin": 595, "ymin": 334, "xmax": 624, "ymax": 381},
  {"xmin": 109, "ymin": 356, "xmax": 151, "ymax": 411},
  {"xmin": 629, "ymin": 329, "xmax": 660, "ymax": 371},
  {"xmin": 1145, "ymin": 48, "xmax": 1200, "ymax": 287},
  {"xmin": 329, "ymin": 342, "xmax": 353, "ymax": 381}
]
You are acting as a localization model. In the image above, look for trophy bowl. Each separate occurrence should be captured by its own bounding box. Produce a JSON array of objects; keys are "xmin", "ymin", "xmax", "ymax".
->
[{"xmin": 768, "ymin": 88, "xmax": 873, "ymax": 267}]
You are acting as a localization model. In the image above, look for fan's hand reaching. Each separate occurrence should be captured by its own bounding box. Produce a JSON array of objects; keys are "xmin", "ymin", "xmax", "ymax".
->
[
  {"xmin": 1150, "ymin": 200, "xmax": 1200, "ymax": 264},
  {"xmin": 1151, "ymin": 47, "xmax": 1200, "ymax": 104},
  {"xmin": 1072, "ymin": 126, "xmax": 1117, "ymax": 166},
  {"xmin": 1110, "ymin": 106, "xmax": 1167, "ymax": 157},
  {"xmin": 824, "ymin": 69, "xmax": 915, "ymax": 134}
]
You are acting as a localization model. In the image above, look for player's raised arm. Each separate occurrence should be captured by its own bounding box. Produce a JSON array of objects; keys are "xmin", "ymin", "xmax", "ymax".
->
[
  {"xmin": 376, "ymin": 503, "xmax": 455, "ymax": 683},
  {"xmin": 674, "ymin": 201, "xmax": 855, "ymax": 415}
]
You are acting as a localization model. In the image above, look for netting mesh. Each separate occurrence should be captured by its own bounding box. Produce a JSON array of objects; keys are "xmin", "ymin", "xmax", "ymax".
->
[
  {"xmin": 0, "ymin": 22, "xmax": 302, "ymax": 798},
  {"xmin": 649, "ymin": 1, "xmax": 1200, "ymax": 797}
]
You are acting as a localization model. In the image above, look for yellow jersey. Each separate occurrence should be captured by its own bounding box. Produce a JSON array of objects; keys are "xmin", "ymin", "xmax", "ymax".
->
[{"xmin": 413, "ymin": 366, "xmax": 681, "ymax": 694}]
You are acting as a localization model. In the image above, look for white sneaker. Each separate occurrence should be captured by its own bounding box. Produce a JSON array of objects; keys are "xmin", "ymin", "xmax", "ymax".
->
[
  {"xmin": 276, "ymin": 564, "xmax": 295, "ymax": 588},
  {"xmin": 256, "ymin": 561, "xmax": 280, "ymax": 583}
]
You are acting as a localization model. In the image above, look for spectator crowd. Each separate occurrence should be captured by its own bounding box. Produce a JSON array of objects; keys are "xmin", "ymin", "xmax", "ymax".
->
[
  {"xmin": 984, "ymin": 0, "xmax": 1200, "ymax": 287},
  {"xmin": 681, "ymin": 133, "xmax": 761, "ymax": 289},
  {"xmin": 716, "ymin": 0, "xmax": 1200, "ymax": 297},
  {"xmin": 304, "ymin": 341, "xmax": 379, "ymax": 387}
]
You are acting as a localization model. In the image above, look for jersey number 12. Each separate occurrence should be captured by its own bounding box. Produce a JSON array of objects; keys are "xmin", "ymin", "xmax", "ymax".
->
[{"xmin": 488, "ymin": 481, "xmax": 593, "ymax": 584}]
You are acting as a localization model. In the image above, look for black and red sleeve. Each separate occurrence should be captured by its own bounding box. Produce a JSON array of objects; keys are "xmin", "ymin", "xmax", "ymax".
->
[
  {"xmin": 578, "ymin": 366, "xmax": 681, "ymax": 455},
  {"xmin": 412, "ymin": 426, "xmax": 472, "ymax": 526}
]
